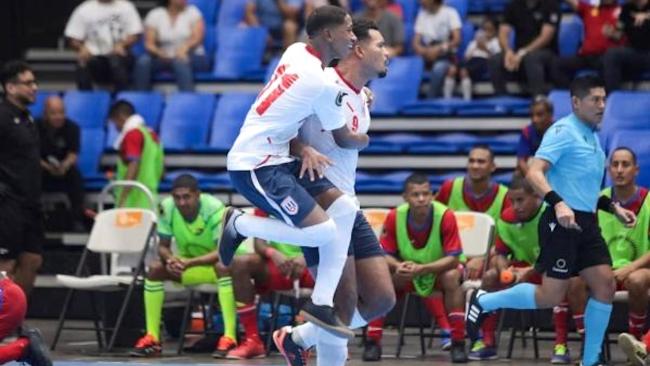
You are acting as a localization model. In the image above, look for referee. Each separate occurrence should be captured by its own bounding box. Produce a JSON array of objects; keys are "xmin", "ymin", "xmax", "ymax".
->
[
  {"xmin": 465, "ymin": 75, "xmax": 636, "ymax": 366},
  {"xmin": 0, "ymin": 60, "xmax": 44, "ymax": 295}
]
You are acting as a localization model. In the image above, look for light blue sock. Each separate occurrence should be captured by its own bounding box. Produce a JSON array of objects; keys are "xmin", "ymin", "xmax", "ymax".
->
[
  {"xmin": 582, "ymin": 298, "xmax": 612, "ymax": 365},
  {"xmin": 478, "ymin": 283, "xmax": 538, "ymax": 312}
]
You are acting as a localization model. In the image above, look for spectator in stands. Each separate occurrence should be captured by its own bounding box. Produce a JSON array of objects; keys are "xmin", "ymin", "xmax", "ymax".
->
[
  {"xmin": 245, "ymin": 0, "xmax": 304, "ymax": 50},
  {"xmin": 130, "ymin": 174, "xmax": 239, "ymax": 358},
  {"xmin": 469, "ymin": 175, "xmax": 583, "ymax": 362},
  {"xmin": 133, "ymin": 0, "xmax": 208, "ymax": 92},
  {"xmin": 64, "ymin": 0, "xmax": 143, "ymax": 91},
  {"xmin": 593, "ymin": 148, "xmax": 650, "ymax": 348},
  {"xmin": 37, "ymin": 96, "xmax": 85, "ymax": 232},
  {"xmin": 412, "ymin": 0, "xmax": 462, "ymax": 98},
  {"xmin": 435, "ymin": 145, "xmax": 510, "ymax": 281},
  {"xmin": 354, "ymin": 0, "xmax": 404, "ymax": 57},
  {"xmin": 226, "ymin": 208, "xmax": 314, "ymax": 359},
  {"xmin": 603, "ymin": 0, "xmax": 650, "ymax": 91},
  {"xmin": 551, "ymin": 0, "xmax": 623, "ymax": 89},
  {"xmin": 364, "ymin": 173, "xmax": 468, "ymax": 362},
  {"xmin": 487, "ymin": 0, "xmax": 561, "ymax": 97},
  {"xmin": 0, "ymin": 275, "xmax": 53, "ymax": 366},
  {"xmin": 0, "ymin": 61, "xmax": 44, "ymax": 295},
  {"xmin": 516, "ymin": 96, "xmax": 554, "ymax": 176},
  {"xmin": 107, "ymin": 100, "xmax": 164, "ymax": 209},
  {"xmin": 444, "ymin": 17, "xmax": 501, "ymax": 100}
]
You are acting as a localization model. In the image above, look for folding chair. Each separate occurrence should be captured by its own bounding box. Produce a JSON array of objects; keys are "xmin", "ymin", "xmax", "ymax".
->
[{"xmin": 51, "ymin": 181, "xmax": 157, "ymax": 352}]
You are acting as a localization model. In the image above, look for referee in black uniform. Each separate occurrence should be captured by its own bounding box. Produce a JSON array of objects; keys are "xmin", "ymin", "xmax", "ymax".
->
[{"xmin": 0, "ymin": 61, "xmax": 44, "ymax": 295}]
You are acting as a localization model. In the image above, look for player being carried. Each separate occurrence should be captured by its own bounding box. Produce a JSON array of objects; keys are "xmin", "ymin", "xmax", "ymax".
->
[{"xmin": 220, "ymin": 5, "xmax": 368, "ymax": 338}]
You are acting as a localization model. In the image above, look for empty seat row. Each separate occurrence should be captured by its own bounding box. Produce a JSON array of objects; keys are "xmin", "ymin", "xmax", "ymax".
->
[{"xmin": 366, "ymin": 133, "xmax": 520, "ymax": 154}]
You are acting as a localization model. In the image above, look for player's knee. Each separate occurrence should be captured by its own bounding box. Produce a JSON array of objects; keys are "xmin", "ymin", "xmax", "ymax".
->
[
  {"xmin": 591, "ymin": 274, "xmax": 616, "ymax": 302},
  {"xmin": 146, "ymin": 262, "xmax": 166, "ymax": 280},
  {"xmin": 440, "ymin": 268, "xmax": 461, "ymax": 290},
  {"xmin": 481, "ymin": 269, "xmax": 499, "ymax": 290},
  {"xmin": 215, "ymin": 262, "xmax": 230, "ymax": 277},
  {"xmin": 303, "ymin": 218, "xmax": 337, "ymax": 247},
  {"xmin": 625, "ymin": 270, "xmax": 649, "ymax": 294},
  {"xmin": 19, "ymin": 253, "xmax": 42, "ymax": 272},
  {"xmin": 369, "ymin": 288, "xmax": 397, "ymax": 319}
]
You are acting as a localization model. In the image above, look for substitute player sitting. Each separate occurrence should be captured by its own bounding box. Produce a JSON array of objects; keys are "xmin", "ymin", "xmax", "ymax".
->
[
  {"xmin": 226, "ymin": 208, "xmax": 314, "ymax": 360},
  {"xmin": 130, "ymin": 175, "xmax": 237, "ymax": 358},
  {"xmin": 365, "ymin": 173, "xmax": 468, "ymax": 362},
  {"xmin": 471, "ymin": 175, "xmax": 582, "ymax": 363}
]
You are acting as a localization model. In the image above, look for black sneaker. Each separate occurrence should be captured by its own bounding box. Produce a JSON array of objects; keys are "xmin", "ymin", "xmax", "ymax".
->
[
  {"xmin": 217, "ymin": 207, "xmax": 246, "ymax": 266},
  {"xmin": 450, "ymin": 341, "xmax": 468, "ymax": 363},
  {"xmin": 299, "ymin": 299, "xmax": 355, "ymax": 339},
  {"xmin": 362, "ymin": 339, "xmax": 382, "ymax": 361},
  {"xmin": 273, "ymin": 326, "xmax": 309, "ymax": 366},
  {"xmin": 17, "ymin": 327, "xmax": 53, "ymax": 366},
  {"xmin": 465, "ymin": 289, "xmax": 488, "ymax": 342}
]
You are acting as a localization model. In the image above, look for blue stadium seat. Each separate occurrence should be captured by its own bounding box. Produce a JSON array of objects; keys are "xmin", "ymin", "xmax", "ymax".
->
[
  {"xmin": 355, "ymin": 171, "xmax": 413, "ymax": 193},
  {"xmin": 481, "ymin": 133, "xmax": 520, "ymax": 154},
  {"xmin": 79, "ymin": 128, "xmax": 106, "ymax": 180},
  {"xmin": 159, "ymin": 93, "xmax": 217, "ymax": 151},
  {"xmin": 407, "ymin": 133, "xmax": 478, "ymax": 154},
  {"xmin": 189, "ymin": 0, "xmax": 219, "ymax": 24},
  {"xmin": 63, "ymin": 91, "xmax": 111, "ymax": 129},
  {"xmin": 431, "ymin": 171, "xmax": 465, "ymax": 186},
  {"xmin": 202, "ymin": 92, "xmax": 256, "ymax": 152},
  {"xmin": 213, "ymin": 27, "xmax": 268, "ymax": 80},
  {"xmin": 458, "ymin": 22, "xmax": 476, "ymax": 59},
  {"xmin": 607, "ymin": 130, "xmax": 650, "ymax": 187},
  {"xmin": 114, "ymin": 91, "xmax": 165, "ymax": 130},
  {"xmin": 162, "ymin": 169, "xmax": 231, "ymax": 191},
  {"xmin": 601, "ymin": 91, "xmax": 650, "ymax": 147},
  {"xmin": 396, "ymin": 0, "xmax": 418, "ymax": 24},
  {"xmin": 365, "ymin": 134, "xmax": 431, "ymax": 154},
  {"xmin": 446, "ymin": 0, "xmax": 468, "ymax": 19},
  {"xmin": 493, "ymin": 171, "xmax": 515, "ymax": 186},
  {"xmin": 559, "ymin": 16, "xmax": 584, "ymax": 57},
  {"xmin": 370, "ymin": 56, "xmax": 424, "ymax": 116},
  {"xmin": 217, "ymin": 0, "xmax": 247, "ymax": 28},
  {"xmin": 29, "ymin": 91, "xmax": 59, "ymax": 119},
  {"xmin": 548, "ymin": 89, "xmax": 571, "ymax": 121},
  {"xmin": 468, "ymin": 0, "xmax": 486, "ymax": 13},
  {"xmin": 349, "ymin": 0, "xmax": 364, "ymax": 12}
]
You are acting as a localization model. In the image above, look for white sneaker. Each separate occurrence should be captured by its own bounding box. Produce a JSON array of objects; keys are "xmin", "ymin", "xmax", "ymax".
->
[{"xmin": 618, "ymin": 332, "xmax": 647, "ymax": 366}]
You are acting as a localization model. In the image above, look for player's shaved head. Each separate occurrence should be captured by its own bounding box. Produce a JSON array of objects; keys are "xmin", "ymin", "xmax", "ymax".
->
[
  {"xmin": 172, "ymin": 174, "xmax": 200, "ymax": 192},
  {"xmin": 306, "ymin": 5, "xmax": 349, "ymax": 37}
]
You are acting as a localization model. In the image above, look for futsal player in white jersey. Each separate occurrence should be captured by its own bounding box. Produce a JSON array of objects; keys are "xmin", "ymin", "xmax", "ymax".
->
[
  {"xmin": 219, "ymin": 5, "xmax": 368, "ymax": 338},
  {"xmin": 273, "ymin": 19, "xmax": 396, "ymax": 366}
]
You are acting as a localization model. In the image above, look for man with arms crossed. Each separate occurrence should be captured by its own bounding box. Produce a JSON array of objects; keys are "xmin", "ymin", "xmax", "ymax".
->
[
  {"xmin": 465, "ymin": 75, "xmax": 636, "ymax": 366},
  {"xmin": 274, "ymin": 18, "xmax": 396, "ymax": 366},
  {"xmin": 220, "ymin": 5, "xmax": 368, "ymax": 338}
]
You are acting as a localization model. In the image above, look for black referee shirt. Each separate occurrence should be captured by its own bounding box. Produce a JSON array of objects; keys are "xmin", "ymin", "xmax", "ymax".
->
[{"xmin": 0, "ymin": 98, "xmax": 42, "ymax": 208}]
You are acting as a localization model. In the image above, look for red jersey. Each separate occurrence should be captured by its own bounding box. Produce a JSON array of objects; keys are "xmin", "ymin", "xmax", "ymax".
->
[
  {"xmin": 435, "ymin": 178, "xmax": 512, "ymax": 213},
  {"xmin": 577, "ymin": 2, "xmax": 624, "ymax": 56},
  {"xmin": 118, "ymin": 128, "xmax": 160, "ymax": 164}
]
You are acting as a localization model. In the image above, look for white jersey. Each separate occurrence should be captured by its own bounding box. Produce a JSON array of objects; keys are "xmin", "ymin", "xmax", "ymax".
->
[
  {"xmin": 227, "ymin": 43, "xmax": 347, "ymax": 170},
  {"xmin": 299, "ymin": 67, "xmax": 370, "ymax": 202}
]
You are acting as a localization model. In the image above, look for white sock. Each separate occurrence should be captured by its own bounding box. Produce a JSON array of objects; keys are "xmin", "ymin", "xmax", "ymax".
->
[
  {"xmin": 349, "ymin": 308, "xmax": 368, "ymax": 329},
  {"xmin": 311, "ymin": 196, "xmax": 356, "ymax": 306},
  {"xmin": 316, "ymin": 328, "xmax": 348, "ymax": 366},
  {"xmin": 461, "ymin": 77, "xmax": 472, "ymax": 101},
  {"xmin": 235, "ymin": 213, "xmax": 335, "ymax": 248},
  {"xmin": 443, "ymin": 77, "xmax": 456, "ymax": 99},
  {"xmin": 292, "ymin": 322, "xmax": 319, "ymax": 349}
]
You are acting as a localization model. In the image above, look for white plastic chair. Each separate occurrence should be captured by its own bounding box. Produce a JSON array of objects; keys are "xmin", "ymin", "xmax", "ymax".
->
[
  {"xmin": 51, "ymin": 181, "xmax": 157, "ymax": 352},
  {"xmin": 362, "ymin": 208, "xmax": 390, "ymax": 238},
  {"xmin": 456, "ymin": 211, "xmax": 495, "ymax": 291}
]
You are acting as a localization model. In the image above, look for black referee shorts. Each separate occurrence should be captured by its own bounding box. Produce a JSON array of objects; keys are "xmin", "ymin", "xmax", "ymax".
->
[
  {"xmin": 0, "ymin": 196, "xmax": 44, "ymax": 259},
  {"xmin": 535, "ymin": 206, "xmax": 612, "ymax": 279}
]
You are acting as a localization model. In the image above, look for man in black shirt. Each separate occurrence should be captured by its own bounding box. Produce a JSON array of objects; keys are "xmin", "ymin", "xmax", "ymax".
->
[
  {"xmin": 37, "ymin": 95, "xmax": 85, "ymax": 231},
  {"xmin": 0, "ymin": 60, "xmax": 44, "ymax": 295},
  {"xmin": 487, "ymin": 0, "xmax": 561, "ymax": 97},
  {"xmin": 603, "ymin": 0, "xmax": 650, "ymax": 91}
]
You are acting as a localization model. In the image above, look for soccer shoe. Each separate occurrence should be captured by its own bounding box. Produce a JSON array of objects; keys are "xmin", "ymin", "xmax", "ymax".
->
[
  {"xmin": 450, "ymin": 341, "xmax": 468, "ymax": 363},
  {"xmin": 130, "ymin": 334, "xmax": 162, "ymax": 357},
  {"xmin": 217, "ymin": 206, "xmax": 246, "ymax": 266},
  {"xmin": 211, "ymin": 335, "xmax": 237, "ymax": 358},
  {"xmin": 273, "ymin": 326, "xmax": 309, "ymax": 366},
  {"xmin": 226, "ymin": 336, "xmax": 266, "ymax": 359},
  {"xmin": 17, "ymin": 327, "xmax": 53, "ymax": 366},
  {"xmin": 299, "ymin": 299, "xmax": 355, "ymax": 339},
  {"xmin": 440, "ymin": 329, "xmax": 452, "ymax": 351},
  {"xmin": 618, "ymin": 332, "xmax": 647, "ymax": 366},
  {"xmin": 465, "ymin": 289, "xmax": 488, "ymax": 342},
  {"xmin": 468, "ymin": 340, "xmax": 498, "ymax": 361},
  {"xmin": 362, "ymin": 339, "xmax": 382, "ymax": 361},
  {"xmin": 550, "ymin": 343, "xmax": 571, "ymax": 364}
]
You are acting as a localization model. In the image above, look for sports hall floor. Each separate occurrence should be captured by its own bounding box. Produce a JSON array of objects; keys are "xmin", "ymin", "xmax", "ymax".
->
[{"xmin": 10, "ymin": 320, "xmax": 635, "ymax": 365}]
